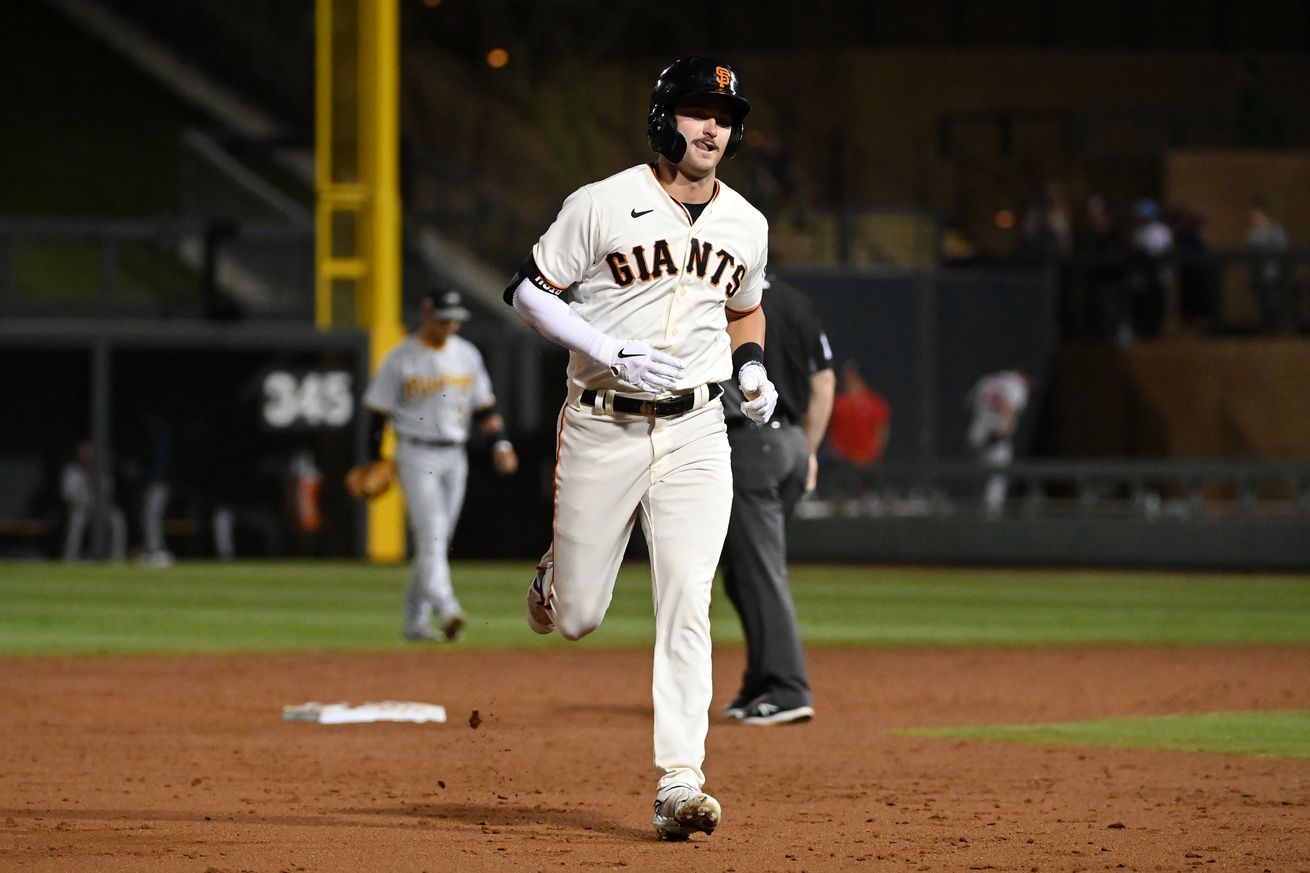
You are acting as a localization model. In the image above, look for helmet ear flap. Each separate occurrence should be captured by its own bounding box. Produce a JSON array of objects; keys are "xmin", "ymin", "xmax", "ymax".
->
[
  {"xmin": 724, "ymin": 121, "xmax": 745, "ymax": 160},
  {"xmin": 646, "ymin": 109, "xmax": 687, "ymax": 164}
]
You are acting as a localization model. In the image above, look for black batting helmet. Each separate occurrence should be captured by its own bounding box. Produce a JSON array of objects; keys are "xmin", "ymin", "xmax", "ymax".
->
[{"xmin": 647, "ymin": 57, "xmax": 750, "ymax": 164}]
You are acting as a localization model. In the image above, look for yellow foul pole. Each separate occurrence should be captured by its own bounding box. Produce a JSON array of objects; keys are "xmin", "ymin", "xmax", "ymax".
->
[{"xmin": 315, "ymin": 0, "xmax": 406, "ymax": 562}]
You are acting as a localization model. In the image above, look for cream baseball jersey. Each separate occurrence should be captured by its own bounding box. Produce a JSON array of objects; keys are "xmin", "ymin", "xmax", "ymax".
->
[
  {"xmin": 969, "ymin": 370, "xmax": 1030, "ymax": 436},
  {"xmin": 528, "ymin": 163, "xmax": 768, "ymax": 393},
  {"xmin": 363, "ymin": 335, "xmax": 495, "ymax": 443}
]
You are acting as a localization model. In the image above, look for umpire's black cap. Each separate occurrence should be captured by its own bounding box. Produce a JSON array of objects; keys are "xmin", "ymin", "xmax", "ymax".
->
[{"xmin": 426, "ymin": 289, "xmax": 471, "ymax": 321}]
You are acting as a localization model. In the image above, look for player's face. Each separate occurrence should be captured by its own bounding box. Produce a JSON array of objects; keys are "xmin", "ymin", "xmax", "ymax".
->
[
  {"xmin": 672, "ymin": 95, "xmax": 734, "ymax": 178},
  {"xmin": 421, "ymin": 314, "xmax": 462, "ymax": 346}
]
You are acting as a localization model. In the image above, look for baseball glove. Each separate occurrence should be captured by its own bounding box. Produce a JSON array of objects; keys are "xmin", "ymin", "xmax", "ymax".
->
[{"xmin": 344, "ymin": 459, "xmax": 396, "ymax": 500}]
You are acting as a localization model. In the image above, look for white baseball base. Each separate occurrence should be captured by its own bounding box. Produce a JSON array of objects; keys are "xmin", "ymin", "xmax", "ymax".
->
[{"xmin": 282, "ymin": 701, "xmax": 447, "ymax": 725}]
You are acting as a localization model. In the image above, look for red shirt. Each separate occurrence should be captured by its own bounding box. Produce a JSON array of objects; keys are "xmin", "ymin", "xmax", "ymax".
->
[{"xmin": 827, "ymin": 389, "xmax": 891, "ymax": 465}]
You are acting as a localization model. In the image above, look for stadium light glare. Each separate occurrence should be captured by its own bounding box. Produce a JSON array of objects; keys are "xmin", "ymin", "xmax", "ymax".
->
[{"xmin": 486, "ymin": 48, "xmax": 510, "ymax": 69}]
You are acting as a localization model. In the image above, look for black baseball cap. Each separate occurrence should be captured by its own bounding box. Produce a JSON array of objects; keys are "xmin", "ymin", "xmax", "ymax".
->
[{"xmin": 426, "ymin": 289, "xmax": 471, "ymax": 321}]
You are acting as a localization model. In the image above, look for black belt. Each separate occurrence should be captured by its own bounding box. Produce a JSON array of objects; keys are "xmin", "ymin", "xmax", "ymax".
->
[
  {"xmin": 580, "ymin": 383, "xmax": 723, "ymax": 418},
  {"xmin": 400, "ymin": 435, "xmax": 462, "ymax": 448}
]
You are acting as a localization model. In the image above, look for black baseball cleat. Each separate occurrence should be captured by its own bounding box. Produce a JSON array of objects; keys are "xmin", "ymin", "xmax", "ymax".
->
[{"xmin": 734, "ymin": 697, "xmax": 815, "ymax": 726}]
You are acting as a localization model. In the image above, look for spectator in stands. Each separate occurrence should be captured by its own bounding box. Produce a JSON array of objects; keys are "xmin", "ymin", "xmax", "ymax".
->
[
  {"xmin": 822, "ymin": 360, "xmax": 891, "ymax": 508},
  {"xmin": 1173, "ymin": 211, "xmax": 1221, "ymax": 334},
  {"xmin": 1246, "ymin": 197, "xmax": 1291, "ymax": 333},
  {"xmin": 1018, "ymin": 182, "xmax": 1073, "ymax": 264},
  {"xmin": 1125, "ymin": 198, "xmax": 1173, "ymax": 342},
  {"xmin": 61, "ymin": 439, "xmax": 126, "ymax": 562},
  {"xmin": 966, "ymin": 370, "xmax": 1032, "ymax": 519},
  {"xmin": 1078, "ymin": 194, "xmax": 1128, "ymax": 341},
  {"xmin": 747, "ymin": 128, "xmax": 806, "ymax": 223}
]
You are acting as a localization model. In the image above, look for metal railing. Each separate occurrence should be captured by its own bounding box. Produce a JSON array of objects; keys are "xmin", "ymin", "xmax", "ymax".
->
[
  {"xmin": 806, "ymin": 458, "xmax": 1310, "ymax": 521},
  {"xmin": 0, "ymin": 218, "xmax": 313, "ymax": 319}
]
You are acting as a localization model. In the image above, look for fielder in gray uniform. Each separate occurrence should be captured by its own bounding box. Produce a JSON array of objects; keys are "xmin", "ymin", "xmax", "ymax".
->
[{"xmin": 362, "ymin": 289, "xmax": 518, "ymax": 641}]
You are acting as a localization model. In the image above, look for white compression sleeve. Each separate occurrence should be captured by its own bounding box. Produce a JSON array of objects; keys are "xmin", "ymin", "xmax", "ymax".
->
[{"xmin": 511, "ymin": 278, "xmax": 618, "ymax": 366}]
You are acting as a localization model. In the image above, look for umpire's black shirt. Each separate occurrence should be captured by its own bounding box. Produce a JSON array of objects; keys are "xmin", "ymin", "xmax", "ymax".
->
[{"xmin": 722, "ymin": 278, "xmax": 833, "ymax": 426}]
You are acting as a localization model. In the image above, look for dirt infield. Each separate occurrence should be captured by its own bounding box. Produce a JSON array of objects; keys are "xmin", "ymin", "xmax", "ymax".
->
[{"xmin": 4, "ymin": 645, "xmax": 1309, "ymax": 872}]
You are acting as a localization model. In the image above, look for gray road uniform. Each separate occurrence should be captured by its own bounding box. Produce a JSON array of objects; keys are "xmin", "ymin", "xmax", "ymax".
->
[{"xmin": 363, "ymin": 334, "xmax": 496, "ymax": 635}]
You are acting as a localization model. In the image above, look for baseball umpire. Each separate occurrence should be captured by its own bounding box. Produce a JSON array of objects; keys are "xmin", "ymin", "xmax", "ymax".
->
[
  {"xmin": 349, "ymin": 288, "xmax": 518, "ymax": 641},
  {"xmin": 720, "ymin": 275, "xmax": 834, "ymax": 725},
  {"xmin": 503, "ymin": 57, "xmax": 777, "ymax": 840}
]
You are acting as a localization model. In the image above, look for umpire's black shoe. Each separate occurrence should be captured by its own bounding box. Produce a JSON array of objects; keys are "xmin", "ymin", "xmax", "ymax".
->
[
  {"xmin": 722, "ymin": 693, "xmax": 754, "ymax": 719},
  {"xmin": 734, "ymin": 698, "xmax": 815, "ymax": 726}
]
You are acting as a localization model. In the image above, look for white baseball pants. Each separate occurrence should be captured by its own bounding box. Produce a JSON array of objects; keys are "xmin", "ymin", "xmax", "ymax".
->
[{"xmin": 542, "ymin": 396, "xmax": 732, "ymax": 791}]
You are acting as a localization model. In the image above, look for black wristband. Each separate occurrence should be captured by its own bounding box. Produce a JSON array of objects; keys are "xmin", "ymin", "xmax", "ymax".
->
[{"xmin": 732, "ymin": 342, "xmax": 764, "ymax": 375}]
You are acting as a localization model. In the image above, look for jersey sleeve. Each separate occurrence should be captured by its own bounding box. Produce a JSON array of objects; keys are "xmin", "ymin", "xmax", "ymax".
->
[
  {"xmin": 529, "ymin": 186, "xmax": 599, "ymax": 294},
  {"xmin": 361, "ymin": 349, "xmax": 401, "ymax": 415},
  {"xmin": 811, "ymin": 328, "xmax": 835, "ymax": 374},
  {"xmin": 726, "ymin": 223, "xmax": 768, "ymax": 313},
  {"xmin": 469, "ymin": 347, "xmax": 496, "ymax": 411}
]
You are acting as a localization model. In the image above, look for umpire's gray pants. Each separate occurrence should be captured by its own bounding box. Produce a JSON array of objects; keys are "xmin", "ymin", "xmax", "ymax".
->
[{"xmin": 721, "ymin": 421, "xmax": 813, "ymax": 709}]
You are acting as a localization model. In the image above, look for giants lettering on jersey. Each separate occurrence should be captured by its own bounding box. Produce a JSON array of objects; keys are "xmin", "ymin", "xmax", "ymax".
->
[
  {"xmin": 605, "ymin": 237, "xmax": 749, "ymax": 298},
  {"xmin": 403, "ymin": 373, "xmax": 474, "ymax": 400}
]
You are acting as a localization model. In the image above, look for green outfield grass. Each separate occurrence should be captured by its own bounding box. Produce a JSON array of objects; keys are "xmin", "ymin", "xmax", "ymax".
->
[
  {"xmin": 1, "ymin": 561, "xmax": 1308, "ymax": 656},
  {"xmin": 896, "ymin": 709, "xmax": 1310, "ymax": 759}
]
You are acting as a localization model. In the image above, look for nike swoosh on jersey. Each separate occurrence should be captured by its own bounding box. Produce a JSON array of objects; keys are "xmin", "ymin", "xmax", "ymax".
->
[{"xmin": 630, "ymin": 208, "xmax": 654, "ymax": 218}]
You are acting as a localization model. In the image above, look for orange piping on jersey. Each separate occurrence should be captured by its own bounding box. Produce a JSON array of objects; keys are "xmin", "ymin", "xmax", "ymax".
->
[
  {"xmin": 649, "ymin": 164, "xmax": 720, "ymax": 225},
  {"xmin": 546, "ymin": 401, "xmax": 569, "ymax": 599},
  {"xmin": 725, "ymin": 302, "xmax": 762, "ymax": 317}
]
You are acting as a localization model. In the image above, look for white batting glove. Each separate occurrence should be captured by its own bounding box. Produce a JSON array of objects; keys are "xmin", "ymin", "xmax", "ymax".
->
[
  {"xmin": 608, "ymin": 339, "xmax": 685, "ymax": 394},
  {"xmin": 737, "ymin": 361, "xmax": 778, "ymax": 424}
]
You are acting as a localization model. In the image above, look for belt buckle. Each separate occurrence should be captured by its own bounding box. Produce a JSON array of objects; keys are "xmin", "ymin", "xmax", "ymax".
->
[{"xmin": 654, "ymin": 395, "xmax": 691, "ymax": 418}]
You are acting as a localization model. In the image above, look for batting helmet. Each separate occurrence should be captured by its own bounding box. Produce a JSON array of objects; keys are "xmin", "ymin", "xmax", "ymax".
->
[{"xmin": 647, "ymin": 57, "xmax": 750, "ymax": 164}]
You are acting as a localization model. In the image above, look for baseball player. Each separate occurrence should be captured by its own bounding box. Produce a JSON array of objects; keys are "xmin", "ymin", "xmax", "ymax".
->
[
  {"xmin": 503, "ymin": 57, "xmax": 777, "ymax": 840},
  {"xmin": 966, "ymin": 369, "xmax": 1032, "ymax": 517},
  {"xmin": 355, "ymin": 289, "xmax": 518, "ymax": 641}
]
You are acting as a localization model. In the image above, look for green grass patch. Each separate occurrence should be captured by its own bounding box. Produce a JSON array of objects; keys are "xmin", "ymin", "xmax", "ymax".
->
[
  {"xmin": 896, "ymin": 709, "xmax": 1310, "ymax": 759},
  {"xmin": 0, "ymin": 561, "xmax": 1308, "ymax": 656}
]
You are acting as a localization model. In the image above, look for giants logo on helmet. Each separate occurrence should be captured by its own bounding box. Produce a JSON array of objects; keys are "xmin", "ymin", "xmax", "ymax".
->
[{"xmin": 605, "ymin": 237, "xmax": 749, "ymax": 297}]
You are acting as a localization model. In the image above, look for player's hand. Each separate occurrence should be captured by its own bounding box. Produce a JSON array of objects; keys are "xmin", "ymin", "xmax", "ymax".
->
[
  {"xmin": 609, "ymin": 340, "xmax": 684, "ymax": 394},
  {"xmin": 493, "ymin": 443, "xmax": 518, "ymax": 476},
  {"xmin": 805, "ymin": 451, "xmax": 818, "ymax": 493},
  {"xmin": 737, "ymin": 362, "xmax": 778, "ymax": 424}
]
